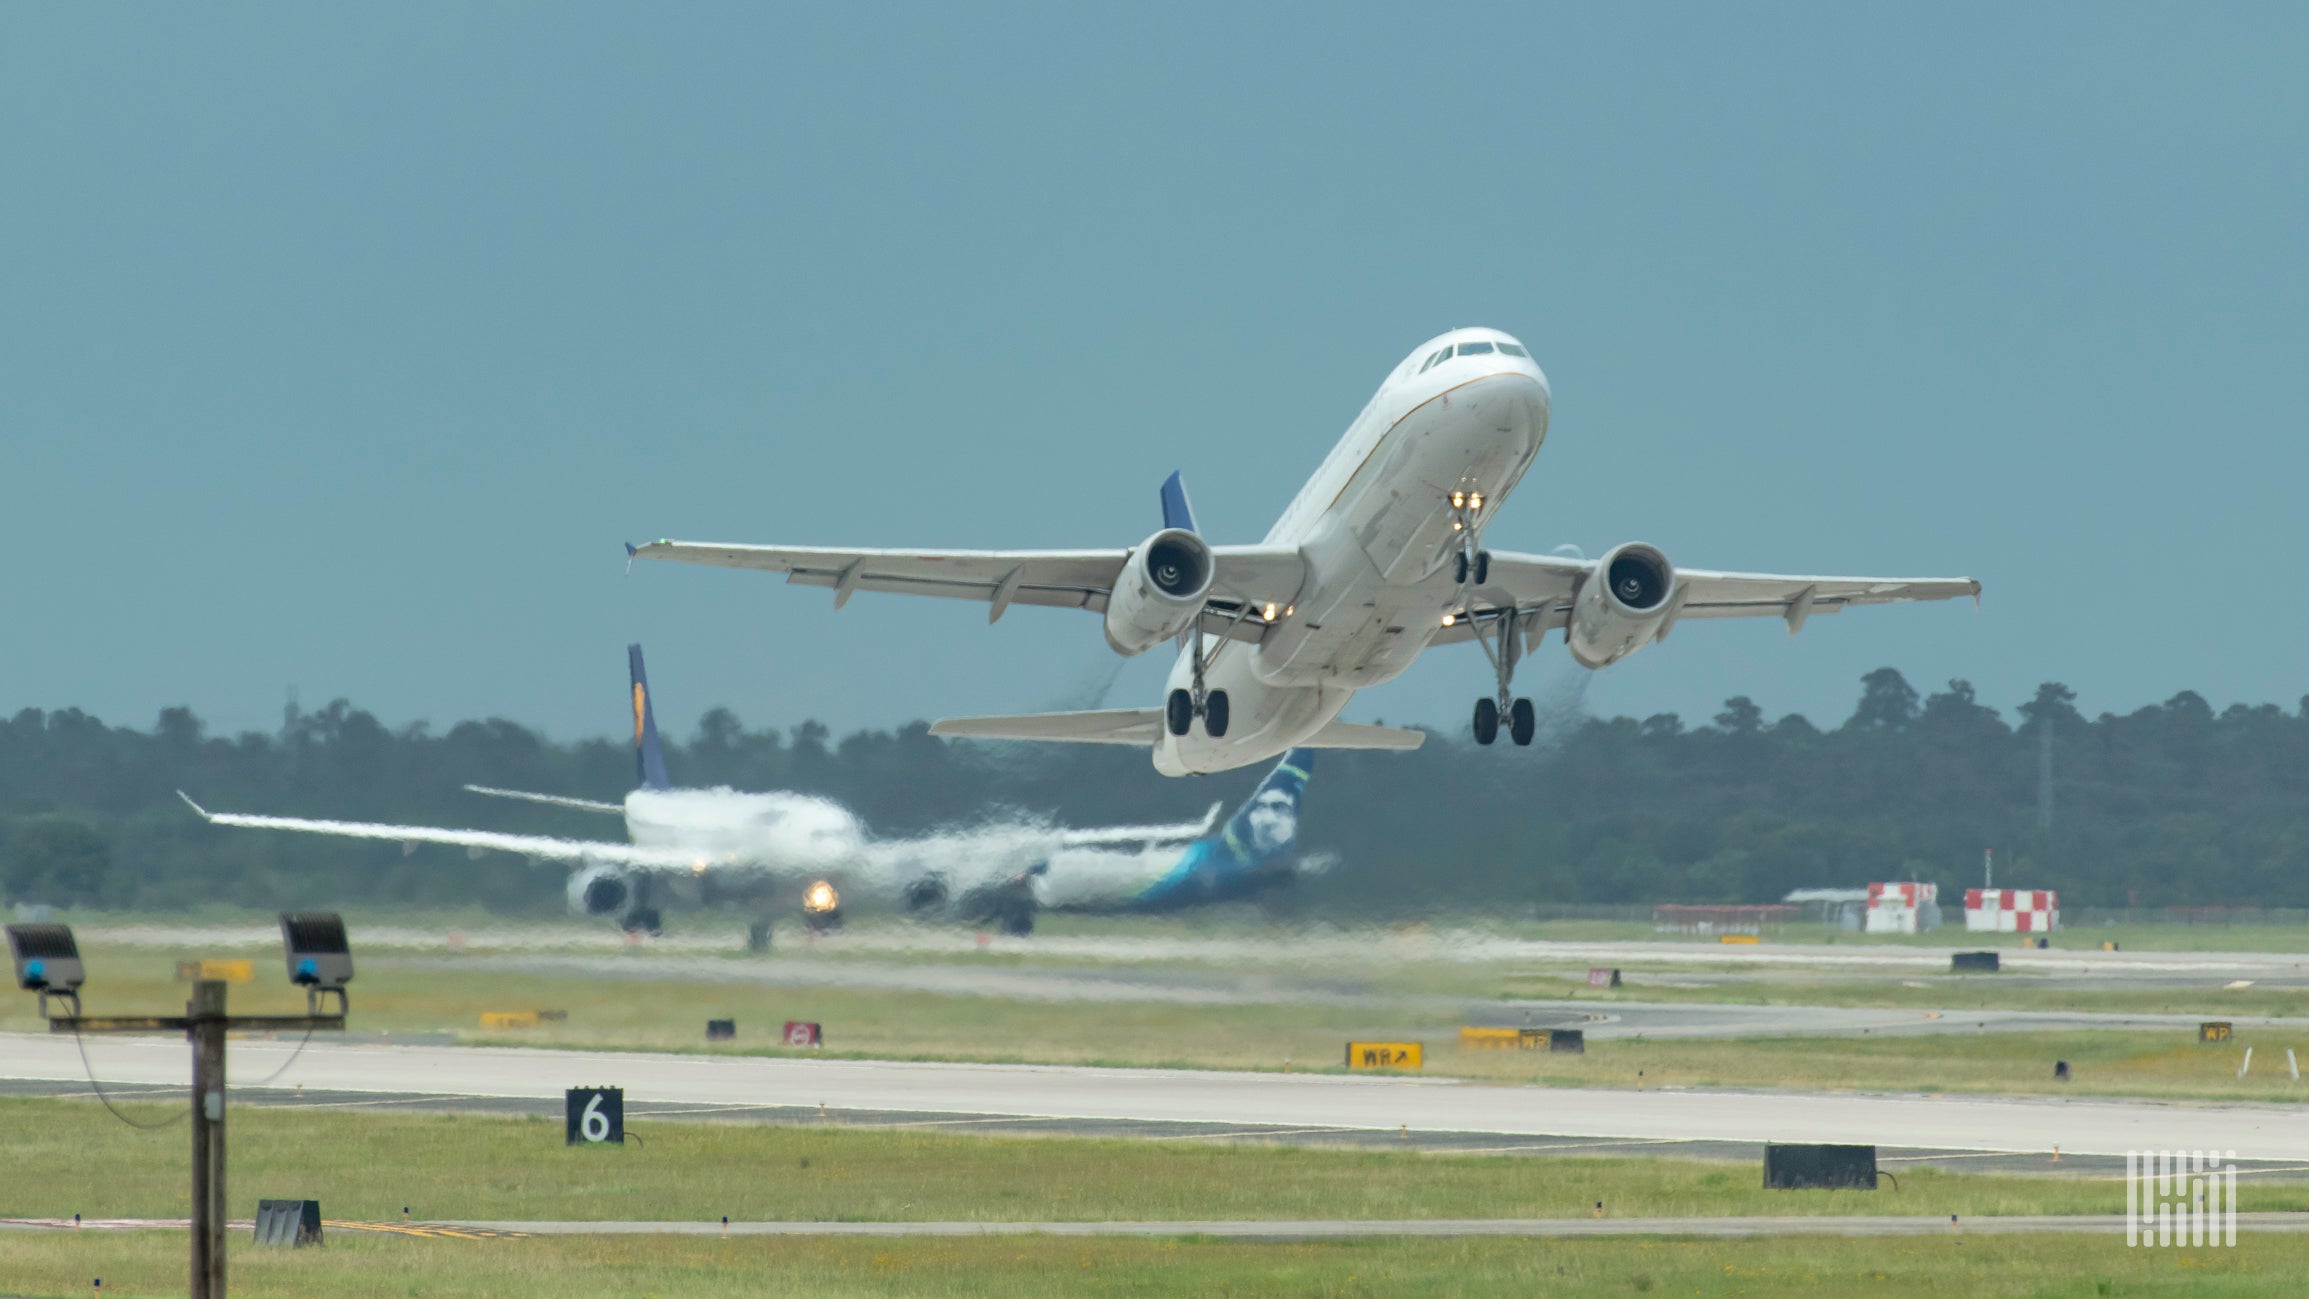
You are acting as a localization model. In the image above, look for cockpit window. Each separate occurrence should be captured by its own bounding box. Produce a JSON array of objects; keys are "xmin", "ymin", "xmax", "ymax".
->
[
  {"xmin": 1497, "ymin": 342, "xmax": 1528, "ymax": 358},
  {"xmin": 1457, "ymin": 341, "xmax": 1494, "ymax": 356},
  {"xmin": 1419, "ymin": 348, "xmax": 1449, "ymax": 373}
]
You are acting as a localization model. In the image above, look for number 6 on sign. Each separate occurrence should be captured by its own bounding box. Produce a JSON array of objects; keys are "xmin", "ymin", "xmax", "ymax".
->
[{"xmin": 565, "ymin": 1087, "xmax": 624, "ymax": 1145}]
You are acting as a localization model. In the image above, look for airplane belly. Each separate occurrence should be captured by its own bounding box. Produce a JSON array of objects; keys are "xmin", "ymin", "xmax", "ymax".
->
[
  {"xmin": 1335, "ymin": 374, "xmax": 1546, "ymax": 585},
  {"xmin": 1157, "ymin": 650, "xmax": 1343, "ymax": 775}
]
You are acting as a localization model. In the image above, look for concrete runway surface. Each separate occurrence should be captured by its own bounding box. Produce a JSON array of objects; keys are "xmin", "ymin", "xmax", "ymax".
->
[{"xmin": 8, "ymin": 1032, "xmax": 2308, "ymax": 1160}]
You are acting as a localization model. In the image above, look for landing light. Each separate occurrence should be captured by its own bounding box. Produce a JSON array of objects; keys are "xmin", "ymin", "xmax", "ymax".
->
[
  {"xmin": 803, "ymin": 880, "xmax": 840, "ymax": 913},
  {"xmin": 1470, "ymin": 493, "xmax": 1484, "ymax": 510},
  {"xmin": 1452, "ymin": 521, "xmax": 1463, "ymax": 532},
  {"xmin": 1442, "ymin": 614, "xmax": 1456, "ymax": 627},
  {"xmin": 1450, "ymin": 491, "xmax": 1466, "ymax": 508},
  {"xmin": 1262, "ymin": 603, "xmax": 1278, "ymax": 622}
]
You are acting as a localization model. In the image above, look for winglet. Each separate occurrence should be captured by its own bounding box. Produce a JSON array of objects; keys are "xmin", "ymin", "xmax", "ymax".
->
[
  {"xmin": 628, "ymin": 644, "xmax": 674, "ymax": 791},
  {"xmin": 624, "ymin": 542, "xmax": 638, "ymax": 575},
  {"xmin": 1160, "ymin": 471, "xmax": 1198, "ymax": 534},
  {"xmin": 177, "ymin": 791, "xmax": 214, "ymax": 821}
]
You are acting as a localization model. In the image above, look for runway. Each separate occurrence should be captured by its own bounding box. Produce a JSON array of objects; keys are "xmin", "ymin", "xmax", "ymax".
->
[
  {"xmin": 7, "ymin": 1213, "xmax": 2304, "ymax": 1239},
  {"xmin": 8, "ymin": 1031, "xmax": 2307, "ymax": 1160}
]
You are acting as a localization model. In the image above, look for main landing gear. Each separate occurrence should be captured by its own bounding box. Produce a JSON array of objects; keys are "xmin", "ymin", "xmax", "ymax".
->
[
  {"xmin": 1165, "ymin": 613, "xmax": 1230, "ymax": 738},
  {"xmin": 1464, "ymin": 608, "xmax": 1537, "ymax": 748}
]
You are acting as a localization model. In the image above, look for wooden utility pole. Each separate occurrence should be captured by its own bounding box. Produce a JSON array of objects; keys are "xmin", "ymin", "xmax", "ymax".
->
[
  {"xmin": 55, "ymin": 979, "xmax": 342, "ymax": 1299},
  {"xmin": 189, "ymin": 981, "xmax": 228, "ymax": 1299}
]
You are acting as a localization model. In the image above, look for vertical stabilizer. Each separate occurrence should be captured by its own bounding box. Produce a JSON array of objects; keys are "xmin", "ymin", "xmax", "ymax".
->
[
  {"xmin": 1160, "ymin": 470, "xmax": 1199, "ymax": 534},
  {"xmin": 1216, "ymin": 748, "xmax": 1312, "ymax": 866},
  {"xmin": 628, "ymin": 644, "xmax": 673, "ymax": 791}
]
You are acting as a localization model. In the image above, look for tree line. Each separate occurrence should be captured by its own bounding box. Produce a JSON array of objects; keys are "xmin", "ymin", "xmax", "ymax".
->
[{"xmin": 4, "ymin": 668, "xmax": 2305, "ymax": 916}]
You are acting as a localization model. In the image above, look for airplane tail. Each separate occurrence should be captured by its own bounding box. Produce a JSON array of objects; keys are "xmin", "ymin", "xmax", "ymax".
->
[
  {"xmin": 1216, "ymin": 748, "xmax": 1313, "ymax": 864},
  {"xmin": 629, "ymin": 643, "xmax": 672, "ymax": 791}
]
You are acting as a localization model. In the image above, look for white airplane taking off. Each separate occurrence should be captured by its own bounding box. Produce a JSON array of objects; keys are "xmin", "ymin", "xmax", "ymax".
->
[{"xmin": 632, "ymin": 328, "xmax": 1980, "ymax": 776}]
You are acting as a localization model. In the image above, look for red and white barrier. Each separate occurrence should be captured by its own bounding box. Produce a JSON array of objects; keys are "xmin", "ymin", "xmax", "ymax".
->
[
  {"xmin": 1965, "ymin": 888, "xmax": 2059, "ymax": 933},
  {"xmin": 1864, "ymin": 882, "xmax": 1939, "ymax": 934}
]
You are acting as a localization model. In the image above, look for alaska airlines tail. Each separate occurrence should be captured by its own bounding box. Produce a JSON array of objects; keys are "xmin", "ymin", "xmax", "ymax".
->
[
  {"xmin": 1127, "ymin": 748, "xmax": 1315, "ymax": 911},
  {"xmin": 629, "ymin": 643, "xmax": 672, "ymax": 791},
  {"xmin": 1212, "ymin": 747, "xmax": 1311, "ymax": 867}
]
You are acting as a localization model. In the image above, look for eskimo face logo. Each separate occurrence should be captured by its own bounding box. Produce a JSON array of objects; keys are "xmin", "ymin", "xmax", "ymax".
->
[{"xmin": 1245, "ymin": 788, "xmax": 1298, "ymax": 856}]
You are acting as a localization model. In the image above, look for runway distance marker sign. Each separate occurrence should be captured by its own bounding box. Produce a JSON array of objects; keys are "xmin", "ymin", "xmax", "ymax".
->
[{"xmin": 565, "ymin": 1087, "xmax": 624, "ymax": 1145}]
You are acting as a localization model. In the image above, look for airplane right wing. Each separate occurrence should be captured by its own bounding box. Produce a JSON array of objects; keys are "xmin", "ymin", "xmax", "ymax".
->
[
  {"xmin": 627, "ymin": 540, "xmax": 1306, "ymax": 643},
  {"xmin": 177, "ymin": 793, "xmax": 719, "ymax": 871},
  {"xmin": 1432, "ymin": 550, "xmax": 1979, "ymax": 647}
]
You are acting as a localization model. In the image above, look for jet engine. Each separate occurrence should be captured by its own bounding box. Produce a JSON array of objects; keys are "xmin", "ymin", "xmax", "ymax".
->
[
  {"xmin": 567, "ymin": 862, "xmax": 632, "ymax": 919},
  {"xmin": 1565, "ymin": 542, "xmax": 1677, "ymax": 669},
  {"xmin": 1103, "ymin": 528, "xmax": 1214, "ymax": 655}
]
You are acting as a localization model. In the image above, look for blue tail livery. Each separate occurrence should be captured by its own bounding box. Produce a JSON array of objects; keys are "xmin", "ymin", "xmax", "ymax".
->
[
  {"xmin": 1129, "ymin": 748, "xmax": 1313, "ymax": 909},
  {"xmin": 1160, "ymin": 470, "xmax": 1198, "ymax": 534},
  {"xmin": 629, "ymin": 643, "xmax": 672, "ymax": 791}
]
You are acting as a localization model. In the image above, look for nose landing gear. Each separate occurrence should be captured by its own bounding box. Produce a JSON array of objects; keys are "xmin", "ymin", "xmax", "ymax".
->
[
  {"xmin": 1449, "ymin": 490, "xmax": 1492, "ymax": 588},
  {"xmin": 1464, "ymin": 605, "xmax": 1537, "ymax": 747}
]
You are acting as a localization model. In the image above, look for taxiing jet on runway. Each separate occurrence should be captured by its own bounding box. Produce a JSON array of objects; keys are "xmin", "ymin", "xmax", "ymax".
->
[
  {"xmin": 180, "ymin": 646, "xmax": 1320, "ymax": 935},
  {"xmin": 630, "ymin": 329, "xmax": 1980, "ymax": 775}
]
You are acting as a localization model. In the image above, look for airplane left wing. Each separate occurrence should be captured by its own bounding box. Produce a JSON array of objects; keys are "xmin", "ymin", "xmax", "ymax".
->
[
  {"xmin": 1435, "ymin": 550, "xmax": 1979, "ymax": 645},
  {"xmin": 1057, "ymin": 802, "xmax": 1224, "ymax": 846},
  {"xmin": 177, "ymin": 793, "xmax": 722, "ymax": 871},
  {"xmin": 628, "ymin": 540, "xmax": 1305, "ymax": 642}
]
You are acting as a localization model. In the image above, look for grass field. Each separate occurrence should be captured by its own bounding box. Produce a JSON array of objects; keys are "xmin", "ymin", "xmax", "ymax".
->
[
  {"xmin": 11, "ymin": 1097, "xmax": 2260, "ymax": 1225},
  {"xmin": 4, "ymin": 1231, "xmax": 2304, "ymax": 1299},
  {"xmin": 7, "ymin": 1096, "xmax": 2309, "ymax": 1297}
]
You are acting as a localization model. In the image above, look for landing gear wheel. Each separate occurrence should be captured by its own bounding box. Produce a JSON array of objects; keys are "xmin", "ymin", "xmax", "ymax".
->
[
  {"xmin": 746, "ymin": 919, "xmax": 773, "ymax": 953},
  {"xmin": 1204, "ymin": 690, "xmax": 1230, "ymax": 738},
  {"xmin": 1454, "ymin": 552, "xmax": 1470, "ymax": 585},
  {"xmin": 1473, "ymin": 697, "xmax": 1500, "ymax": 745},
  {"xmin": 624, "ymin": 908, "xmax": 663, "ymax": 936},
  {"xmin": 1474, "ymin": 550, "xmax": 1491, "ymax": 585},
  {"xmin": 1166, "ymin": 689, "xmax": 1194, "ymax": 737},
  {"xmin": 1509, "ymin": 696, "xmax": 1536, "ymax": 746}
]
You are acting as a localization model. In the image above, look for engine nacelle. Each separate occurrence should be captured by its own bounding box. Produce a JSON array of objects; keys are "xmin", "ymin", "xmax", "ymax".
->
[
  {"xmin": 1102, "ymin": 528, "xmax": 1214, "ymax": 655},
  {"xmin": 1566, "ymin": 542, "xmax": 1677, "ymax": 669},
  {"xmin": 568, "ymin": 863, "xmax": 632, "ymax": 918}
]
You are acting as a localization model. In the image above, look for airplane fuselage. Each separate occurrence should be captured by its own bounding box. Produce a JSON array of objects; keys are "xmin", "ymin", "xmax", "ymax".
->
[{"xmin": 1156, "ymin": 330, "xmax": 1550, "ymax": 775}]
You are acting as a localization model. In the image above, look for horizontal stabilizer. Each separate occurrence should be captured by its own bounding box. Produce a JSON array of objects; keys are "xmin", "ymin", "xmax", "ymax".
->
[
  {"xmin": 1301, "ymin": 720, "xmax": 1426, "ymax": 751},
  {"xmin": 930, "ymin": 712, "xmax": 1420, "ymax": 753},
  {"xmin": 929, "ymin": 709, "xmax": 1164, "ymax": 746}
]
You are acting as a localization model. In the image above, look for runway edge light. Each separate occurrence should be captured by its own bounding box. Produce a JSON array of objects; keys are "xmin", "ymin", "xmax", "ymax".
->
[{"xmin": 6, "ymin": 923, "xmax": 84, "ymax": 1018}]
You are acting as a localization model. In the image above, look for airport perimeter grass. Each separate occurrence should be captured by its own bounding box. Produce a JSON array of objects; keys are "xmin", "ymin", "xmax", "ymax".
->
[
  {"xmin": 4, "ymin": 1231, "xmax": 2305, "ymax": 1299},
  {"xmin": 7, "ymin": 1096, "xmax": 2284, "ymax": 1226}
]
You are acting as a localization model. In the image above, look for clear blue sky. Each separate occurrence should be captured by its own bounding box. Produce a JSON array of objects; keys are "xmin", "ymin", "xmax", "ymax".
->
[{"xmin": 3, "ymin": 6, "xmax": 2303, "ymax": 743}]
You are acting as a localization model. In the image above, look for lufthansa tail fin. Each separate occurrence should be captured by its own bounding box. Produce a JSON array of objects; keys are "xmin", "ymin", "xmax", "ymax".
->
[{"xmin": 629, "ymin": 644, "xmax": 672, "ymax": 791}]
